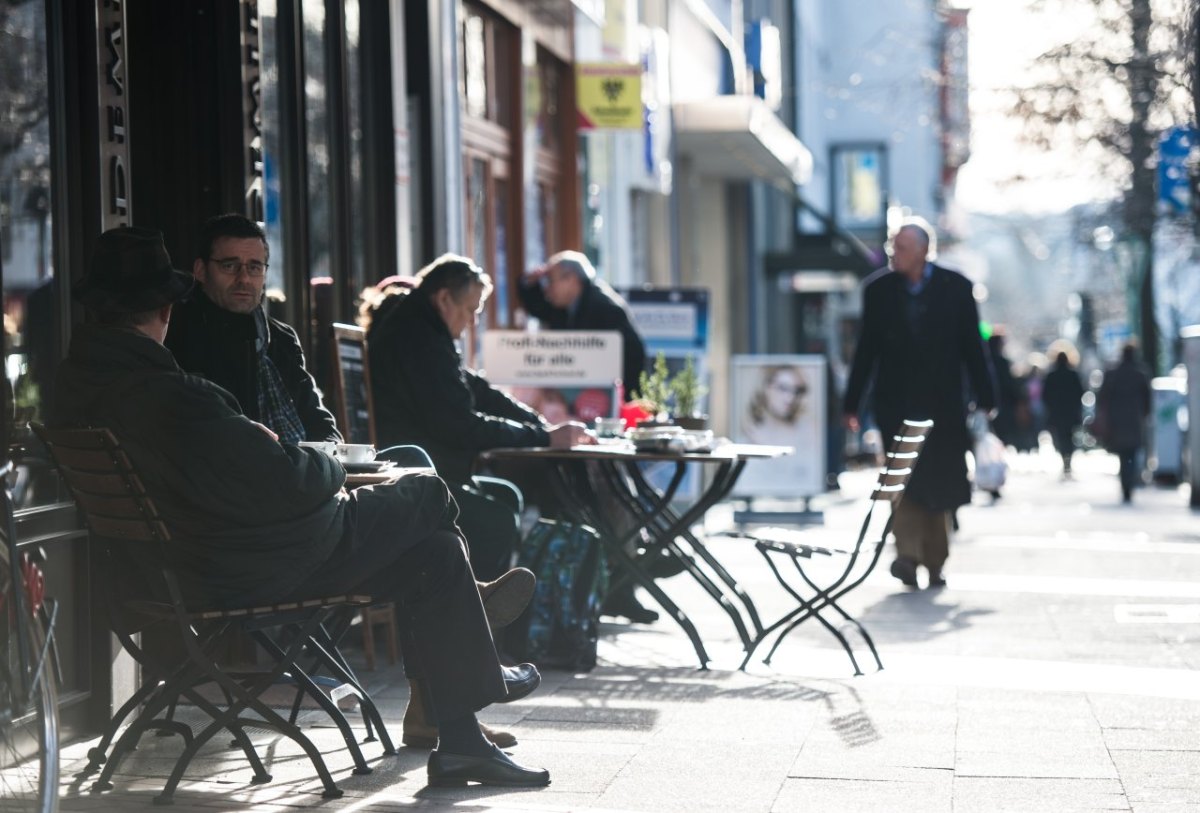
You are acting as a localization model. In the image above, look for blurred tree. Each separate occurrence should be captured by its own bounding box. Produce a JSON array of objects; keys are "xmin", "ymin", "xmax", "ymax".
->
[
  {"xmin": 0, "ymin": 0, "xmax": 48, "ymax": 166},
  {"xmin": 1011, "ymin": 0, "xmax": 1193, "ymax": 373}
]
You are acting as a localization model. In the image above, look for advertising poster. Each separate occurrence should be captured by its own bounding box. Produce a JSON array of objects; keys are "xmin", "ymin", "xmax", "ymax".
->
[
  {"xmin": 731, "ymin": 355, "xmax": 826, "ymax": 498},
  {"xmin": 481, "ymin": 330, "xmax": 623, "ymax": 423}
]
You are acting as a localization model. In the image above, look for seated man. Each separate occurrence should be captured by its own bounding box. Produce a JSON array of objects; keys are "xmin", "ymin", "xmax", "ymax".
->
[
  {"xmin": 367, "ymin": 254, "xmax": 591, "ymax": 581},
  {"xmin": 167, "ymin": 214, "xmax": 525, "ymax": 747},
  {"xmin": 55, "ymin": 227, "xmax": 549, "ymax": 787}
]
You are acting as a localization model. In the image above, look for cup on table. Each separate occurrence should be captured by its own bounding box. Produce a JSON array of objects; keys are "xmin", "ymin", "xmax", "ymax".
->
[
  {"xmin": 335, "ymin": 443, "xmax": 376, "ymax": 464},
  {"xmin": 298, "ymin": 440, "xmax": 337, "ymax": 456},
  {"xmin": 593, "ymin": 417, "xmax": 626, "ymax": 439}
]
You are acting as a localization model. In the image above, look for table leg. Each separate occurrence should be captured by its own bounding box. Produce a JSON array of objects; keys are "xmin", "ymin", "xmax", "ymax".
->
[
  {"xmin": 544, "ymin": 459, "xmax": 711, "ymax": 668},
  {"xmin": 625, "ymin": 461, "xmax": 765, "ymax": 641}
]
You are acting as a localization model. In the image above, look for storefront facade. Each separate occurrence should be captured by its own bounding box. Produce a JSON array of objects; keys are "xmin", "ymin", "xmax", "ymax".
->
[{"xmin": 0, "ymin": 0, "xmax": 586, "ymax": 737}]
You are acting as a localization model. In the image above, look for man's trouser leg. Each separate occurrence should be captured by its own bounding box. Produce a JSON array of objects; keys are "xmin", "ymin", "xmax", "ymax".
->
[{"xmin": 892, "ymin": 497, "xmax": 951, "ymax": 574}]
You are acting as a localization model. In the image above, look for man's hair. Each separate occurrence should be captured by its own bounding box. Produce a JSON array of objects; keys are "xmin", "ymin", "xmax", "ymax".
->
[
  {"xmin": 897, "ymin": 217, "xmax": 937, "ymax": 261},
  {"xmin": 195, "ymin": 213, "xmax": 269, "ymax": 262},
  {"xmin": 547, "ymin": 250, "xmax": 596, "ymax": 283},
  {"xmin": 416, "ymin": 253, "xmax": 493, "ymax": 299}
]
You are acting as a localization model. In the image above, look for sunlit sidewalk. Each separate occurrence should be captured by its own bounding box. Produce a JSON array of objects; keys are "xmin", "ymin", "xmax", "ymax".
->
[{"xmin": 56, "ymin": 444, "xmax": 1200, "ymax": 811}]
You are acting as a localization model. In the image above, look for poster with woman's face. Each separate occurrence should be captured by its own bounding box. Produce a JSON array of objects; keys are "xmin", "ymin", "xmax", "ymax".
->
[{"xmin": 731, "ymin": 355, "xmax": 826, "ymax": 498}]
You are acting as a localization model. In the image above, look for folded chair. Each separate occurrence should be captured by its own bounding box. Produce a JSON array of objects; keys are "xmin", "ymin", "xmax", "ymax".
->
[
  {"xmin": 735, "ymin": 419, "xmax": 933, "ymax": 675},
  {"xmin": 32, "ymin": 423, "xmax": 393, "ymax": 804}
]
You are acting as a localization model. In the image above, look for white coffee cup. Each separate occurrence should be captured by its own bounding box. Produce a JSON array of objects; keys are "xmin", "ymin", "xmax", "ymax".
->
[
  {"xmin": 298, "ymin": 441, "xmax": 337, "ymax": 456},
  {"xmin": 594, "ymin": 417, "xmax": 626, "ymax": 438},
  {"xmin": 336, "ymin": 443, "xmax": 376, "ymax": 464}
]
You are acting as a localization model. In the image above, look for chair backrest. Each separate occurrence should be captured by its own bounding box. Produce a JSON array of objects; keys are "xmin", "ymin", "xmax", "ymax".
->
[
  {"xmin": 870, "ymin": 419, "xmax": 934, "ymax": 503},
  {"xmin": 329, "ymin": 323, "xmax": 376, "ymax": 445},
  {"xmin": 30, "ymin": 423, "xmax": 170, "ymax": 545}
]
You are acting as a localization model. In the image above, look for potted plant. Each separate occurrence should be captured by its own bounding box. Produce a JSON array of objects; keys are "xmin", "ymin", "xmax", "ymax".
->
[
  {"xmin": 634, "ymin": 352, "xmax": 674, "ymax": 425},
  {"xmin": 670, "ymin": 356, "xmax": 708, "ymax": 430}
]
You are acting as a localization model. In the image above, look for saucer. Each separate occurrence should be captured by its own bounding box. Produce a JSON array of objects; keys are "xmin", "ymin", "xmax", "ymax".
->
[{"xmin": 341, "ymin": 460, "xmax": 390, "ymax": 473}]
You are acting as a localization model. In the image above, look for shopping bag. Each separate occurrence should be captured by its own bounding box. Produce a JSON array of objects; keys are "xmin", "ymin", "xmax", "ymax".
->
[{"xmin": 972, "ymin": 430, "xmax": 1008, "ymax": 493}]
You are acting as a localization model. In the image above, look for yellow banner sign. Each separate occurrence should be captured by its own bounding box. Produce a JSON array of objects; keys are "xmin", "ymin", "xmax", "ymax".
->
[{"xmin": 576, "ymin": 63, "xmax": 642, "ymax": 130}]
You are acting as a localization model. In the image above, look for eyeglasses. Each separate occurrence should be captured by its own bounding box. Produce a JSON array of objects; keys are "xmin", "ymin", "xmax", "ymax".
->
[
  {"xmin": 770, "ymin": 383, "xmax": 808, "ymax": 397},
  {"xmin": 209, "ymin": 257, "xmax": 269, "ymax": 278}
]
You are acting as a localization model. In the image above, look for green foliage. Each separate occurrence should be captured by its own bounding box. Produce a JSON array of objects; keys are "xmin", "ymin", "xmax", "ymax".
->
[
  {"xmin": 669, "ymin": 356, "xmax": 706, "ymax": 417},
  {"xmin": 635, "ymin": 352, "xmax": 673, "ymax": 415}
]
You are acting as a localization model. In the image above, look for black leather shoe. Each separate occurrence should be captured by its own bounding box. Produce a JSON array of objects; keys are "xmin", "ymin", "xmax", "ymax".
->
[
  {"xmin": 499, "ymin": 663, "xmax": 541, "ymax": 703},
  {"xmin": 889, "ymin": 557, "xmax": 918, "ymax": 588},
  {"xmin": 428, "ymin": 745, "xmax": 550, "ymax": 787}
]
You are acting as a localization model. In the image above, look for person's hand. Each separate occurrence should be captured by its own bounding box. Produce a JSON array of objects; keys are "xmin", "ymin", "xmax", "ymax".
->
[
  {"xmin": 548, "ymin": 422, "xmax": 593, "ymax": 448},
  {"xmin": 524, "ymin": 264, "xmax": 549, "ymax": 282},
  {"xmin": 250, "ymin": 420, "xmax": 279, "ymax": 442},
  {"xmin": 842, "ymin": 413, "xmax": 860, "ymax": 433}
]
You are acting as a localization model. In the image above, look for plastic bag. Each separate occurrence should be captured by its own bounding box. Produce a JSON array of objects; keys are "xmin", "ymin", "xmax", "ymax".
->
[{"xmin": 972, "ymin": 430, "xmax": 1007, "ymax": 492}]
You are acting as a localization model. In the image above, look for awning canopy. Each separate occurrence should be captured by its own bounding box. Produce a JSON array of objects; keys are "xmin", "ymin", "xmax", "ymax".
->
[{"xmin": 674, "ymin": 96, "xmax": 812, "ymax": 186}]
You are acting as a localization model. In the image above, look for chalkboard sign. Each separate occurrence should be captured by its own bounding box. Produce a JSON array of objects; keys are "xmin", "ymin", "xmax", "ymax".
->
[{"xmin": 331, "ymin": 324, "xmax": 376, "ymax": 444}]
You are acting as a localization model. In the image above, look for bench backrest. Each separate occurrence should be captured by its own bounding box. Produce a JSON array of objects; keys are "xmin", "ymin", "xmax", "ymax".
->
[{"xmin": 870, "ymin": 419, "xmax": 934, "ymax": 503}]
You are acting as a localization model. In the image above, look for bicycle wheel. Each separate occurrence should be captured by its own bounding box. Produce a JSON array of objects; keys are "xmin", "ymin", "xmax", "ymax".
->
[{"xmin": 0, "ymin": 547, "xmax": 59, "ymax": 813}]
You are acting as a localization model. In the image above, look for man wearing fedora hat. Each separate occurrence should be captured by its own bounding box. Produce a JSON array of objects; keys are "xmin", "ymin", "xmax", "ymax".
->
[{"xmin": 52, "ymin": 226, "xmax": 552, "ymax": 788}]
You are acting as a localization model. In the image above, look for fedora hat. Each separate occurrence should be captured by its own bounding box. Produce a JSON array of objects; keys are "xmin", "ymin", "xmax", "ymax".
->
[{"xmin": 75, "ymin": 227, "xmax": 194, "ymax": 312}]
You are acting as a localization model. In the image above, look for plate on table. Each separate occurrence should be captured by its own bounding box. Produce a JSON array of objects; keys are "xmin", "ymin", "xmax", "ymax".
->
[{"xmin": 341, "ymin": 460, "xmax": 392, "ymax": 474}]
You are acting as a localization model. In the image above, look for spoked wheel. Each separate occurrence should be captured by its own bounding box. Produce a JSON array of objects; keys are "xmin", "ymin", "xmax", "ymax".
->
[{"xmin": 0, "ymin": 548, "xmax": 60, "ymax": 813}]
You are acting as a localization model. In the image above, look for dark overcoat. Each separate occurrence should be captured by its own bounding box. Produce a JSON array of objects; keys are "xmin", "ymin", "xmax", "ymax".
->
[
  {"xmin": 368, "ymin": 289, "xmax": 550, "ymax": 487},
  {"xmin": 1097, "ymin": 359, "xmax": 1151, "ymax": 453},
  {"xmin": 53, "ymin": 325, "xmax": 348, "ymax": 607},
  {"xmin": 165, "ymin": 290, "xmax": 340, "ymax": 442},
  {"xmin": 517, "ymin": 276, "xmax": 647, "ymax": 400},
  {"xmin": 1042, "ymin": 362, "xmax": 1084, "ymax": 434},
  {"xmin": 843, "ymin": 266, "xmax": 996, "ymax": 511}
]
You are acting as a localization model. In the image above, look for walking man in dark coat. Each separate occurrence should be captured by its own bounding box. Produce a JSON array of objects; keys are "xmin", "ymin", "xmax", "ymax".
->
[
  {"xmin": 55, "ymin": 227, "xmax": 551, "ymax": 787},
  {"xmin": 1042, "ymin": 350, "xmax": 1085, "ymax": 476},
  {"xmin": 1096, "ymin": 343, "xmax": 1151, "ymax": 503},
  {"xmin": 517, "ymin": 250, "xmax": 646, "ymax": 402},
  {"xmin": 843, "ymin": 218, "xmax": 996, "ymax": 589}
]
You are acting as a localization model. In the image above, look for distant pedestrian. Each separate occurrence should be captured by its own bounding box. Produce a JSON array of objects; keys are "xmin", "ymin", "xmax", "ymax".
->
[
  {"xmin": 1096, "ymin": 343, "xmax": 1151, "ymax": 503},
  {"xmin": 1042, "ymin": 350, "xmax": 1084, "ymax": 476},
  {"xmin": 843, "ymin": 217, "xmax": 996, "ymax": 589}
]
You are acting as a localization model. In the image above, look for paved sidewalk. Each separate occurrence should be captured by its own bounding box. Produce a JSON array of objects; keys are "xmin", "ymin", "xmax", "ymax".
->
[{"xmin": 56, "ymin": 446, "xmax": 1200, "ymax": 811}]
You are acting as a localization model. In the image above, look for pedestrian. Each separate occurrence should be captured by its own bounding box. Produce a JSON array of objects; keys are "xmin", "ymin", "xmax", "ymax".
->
[
  {"xmin": 1042, "ymin": 350, "xmax": 1084, "ymax": 476},
  {"xmin": 1096, "ymin": 343, "xmax": 1151, "ymax": 503},
  {"xmin": 842, "ymin": 217, "xmax": 996, "ymax": 589}
]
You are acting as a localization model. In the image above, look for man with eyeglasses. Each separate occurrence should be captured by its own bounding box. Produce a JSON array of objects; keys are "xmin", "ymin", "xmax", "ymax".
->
[{"xmin": 165, "ymin": 213, "xmax": 339, "ymax": 444}]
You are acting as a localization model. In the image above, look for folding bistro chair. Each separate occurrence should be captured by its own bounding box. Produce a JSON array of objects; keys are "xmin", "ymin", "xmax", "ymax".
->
[
  {"xmin": 32, "ymin": 423, "xmax": 393, "ymax": 804},
  {"xmin": 737, "ymin": 419, "xmax": 933, "ymax": 675},
  {"xmin": 330, "ymin": 323, "xmax": 400, "ymax": 670}
]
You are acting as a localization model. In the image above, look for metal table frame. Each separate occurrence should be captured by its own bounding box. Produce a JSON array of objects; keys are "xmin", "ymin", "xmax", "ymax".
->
[{"xmin": 480, "ymin": 444, "xmax": 790, "ymax": 668}]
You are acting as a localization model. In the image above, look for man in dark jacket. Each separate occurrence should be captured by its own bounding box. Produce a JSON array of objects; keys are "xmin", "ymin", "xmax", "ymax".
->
[
  {"xmin": 1042, "ymin": 350, "xmax": 1085, "ymax": 476},
  {"xmin": 165, "ymin": 213, "xmax": 339, "ymax": 444},
  {"xmin": 517, "ymin": 251, "xmax": 646, "ymax": 402},
  {"xmin": 55, "ymin": 227, "xmax": 550, "ymax": 787},
  {"xmin": 1097, "ymin": 343, "xmax": 1151, "ymax": 503},
  {"xmin": 369, "ymin": 254, "xmax": 590, "ymax": 582},
  {"xmin": 843, "ymin": 218, "xmax": 996, "ymax": 589}
]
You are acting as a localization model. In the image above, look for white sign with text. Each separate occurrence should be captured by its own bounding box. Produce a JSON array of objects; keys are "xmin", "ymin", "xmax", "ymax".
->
[{"xmin": 481, "ymin": 330, "xmax": 623, "ymax": 387}]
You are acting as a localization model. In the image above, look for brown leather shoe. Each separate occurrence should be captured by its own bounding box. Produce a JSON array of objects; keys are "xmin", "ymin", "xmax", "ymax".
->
[
  {"xmin": 478, "ymin": 567, "xmax": 535, "ymax": 631},
  {"xmin": 402, "ymin": 680, "xmax": 517, "ymax": 749}
]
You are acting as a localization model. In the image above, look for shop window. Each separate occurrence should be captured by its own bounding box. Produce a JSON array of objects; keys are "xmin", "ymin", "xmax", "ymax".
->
[{"xmin": 0, "ymin": 0, "xmax": 66, "ymax": 510}]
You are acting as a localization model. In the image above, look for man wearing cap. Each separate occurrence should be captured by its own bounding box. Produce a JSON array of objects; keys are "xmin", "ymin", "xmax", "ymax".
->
[{"xmin": 52, "ymin": 226, "xmax": 552, "ymax": 788}]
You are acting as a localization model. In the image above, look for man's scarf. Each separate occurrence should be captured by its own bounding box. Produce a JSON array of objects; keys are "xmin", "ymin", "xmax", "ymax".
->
[{"xmin": 254, "ymin": 310, "xmax": 306, "ymax": 444}]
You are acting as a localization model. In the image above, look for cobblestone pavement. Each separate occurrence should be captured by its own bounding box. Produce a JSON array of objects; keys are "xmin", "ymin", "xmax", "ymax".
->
[{"xmin": 55, "ymin": 445, "xmax": 1200, "ymax": 811}]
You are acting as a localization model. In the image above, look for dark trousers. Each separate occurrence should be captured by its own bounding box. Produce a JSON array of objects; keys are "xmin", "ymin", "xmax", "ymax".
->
[
  {"xmin": 454, "ymin": 477, "xmax": 523, "ymax": 582},
  {"xmin": 1118, "ymin": 450, "xmax": 1140, "ymax": 501},
  {"xmin": 285, "ymin": 478, "xmax": 505, "ymax": 722}
]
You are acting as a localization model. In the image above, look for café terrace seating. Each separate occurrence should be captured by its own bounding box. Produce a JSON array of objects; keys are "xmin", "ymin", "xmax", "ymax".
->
[{"xmin": 32, "ymin": 423, "xmax": 396, "ymax": 804}]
